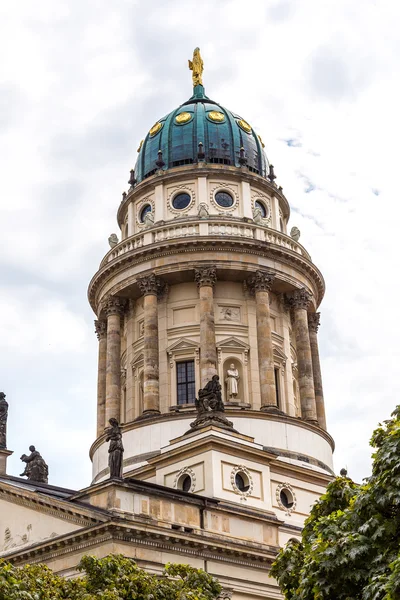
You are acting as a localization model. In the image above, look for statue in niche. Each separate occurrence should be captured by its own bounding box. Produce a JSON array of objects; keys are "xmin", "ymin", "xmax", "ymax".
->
[
  {"xmin": 0, "ymin": 392, "xmax": 8, "ymax": 449},
  {"xmin": 20, "ymin": 446, "xmax": 49, "ymax": 483},
  {"xmin": 106, "ymin": 418, "xmax": 124, "ymax": 479},
  {"xmin": 225, "ymin": 364, "xmax": 240, "ymax": 400},
  {"xmin": 108, "ymin": 233, "xmax": 119, "ymax": 248},
  {"xmin": 143, "ymin": 211, "xmax": 154, "ymax": 227},
  {"xmin": 198, "ymin": 203, "xmax": 209, "ymax": 218},
  {"xmin": 253, "ymin": 206, "xmax": 268, "ymax": 227},
  {"xmin": 187, "ymin": 376, "xmax": 238, "ymax": 434},
  {"xmin": 290, "ymin": 226, "xmax": 300, "ymax": 241}
]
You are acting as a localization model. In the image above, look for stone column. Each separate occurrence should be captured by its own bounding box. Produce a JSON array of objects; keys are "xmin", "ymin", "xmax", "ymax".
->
[
  {"xmin": 248, "ymin": 271, "xmax": 277, "ymax": 410},
  {"xmin": 288, "ymin": 289, "xmax": 317, "ymax": 423},
  {"xmin": 105, "ymin": 296, "xmax": 126, "ymax": 424},
  {"xmin": 308, "ymin": 313, "xmax": 327, "ymax": 430},
  {"xmin": 94, "ymin": 319, "xmax": 107, "ymax": 436},
  {"xmin": 195, "ymin": 266, "xmax": 217, "ymax": 387},
  {"xmin": 137, "ymin": 274, "xmax": 165, "ymax": 415}
]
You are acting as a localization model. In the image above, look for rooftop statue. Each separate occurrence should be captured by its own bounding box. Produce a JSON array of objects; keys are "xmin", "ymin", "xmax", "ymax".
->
[
  {"xmin": 106, "ymin": 418, "xmax": 124, "ymax": 479},
  {"xmin": 20, "ymin": 446, "xmax": 49, "ymax": 483},
  {"xmin": 0, "ymin": 392, "xmax": 8, "ymax": 449},
  {"xmin": 188, "ymin": 47, "xmax": 204, "ymax": 87},
  {"xmin": 187, "ymin": 375, "xmax": 238, "ymax": 434}
]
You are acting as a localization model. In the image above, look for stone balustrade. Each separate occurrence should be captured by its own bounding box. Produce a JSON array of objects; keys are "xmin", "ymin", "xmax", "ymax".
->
[{"xmin": 100, "ymin": 218, "xmax": 311, "ymax": 267}]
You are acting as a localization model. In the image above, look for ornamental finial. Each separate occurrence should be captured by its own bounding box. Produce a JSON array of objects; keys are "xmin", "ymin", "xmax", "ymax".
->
[{"xmin": 188, "ymin": 47, "xmax": 204, "ymax": 87}]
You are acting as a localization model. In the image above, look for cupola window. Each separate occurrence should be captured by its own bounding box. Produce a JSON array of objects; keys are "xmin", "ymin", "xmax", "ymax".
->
[
  {"xmin": 140, "ymin": 204, "xmax": 152, "ymax": 223},
  {"xmin": 172, "ymin": 193, "xmax": 191, "ymax": 210},
  {"xmin": 215, "ymin": 191, "xmax": 234, "ymax": 208},
  {"xmin": 255, "ymin": 200, "xmax": 267, "ymax": 218},
  {"xmin": 177, "ymin": 360, "xmax": 195, "ymax": 404}
]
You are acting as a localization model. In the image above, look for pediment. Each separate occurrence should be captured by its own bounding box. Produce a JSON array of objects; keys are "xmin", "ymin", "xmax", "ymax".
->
[
  {"xmin": 217, "ymin": 336, "xmax": 250, "ymax": 351},
  {"xmin": 166, "ymin": 338, "xmax": 200, "ymax": 353},
  {"xmin": 131, "ymin": 351, "xmax": 144, "ymax": 367},
  {"xmin": 273, "ymin": 346, "xmax": 287, "ymax": 363}
]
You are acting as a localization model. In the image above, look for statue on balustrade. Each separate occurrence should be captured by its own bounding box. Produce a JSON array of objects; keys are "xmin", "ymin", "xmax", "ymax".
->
[
  {"xmin": 188, "ymin": 375, "xmax": 238, "ymax": 434},
  {"xmin": 0, "ymin": 392, "xmax": 8, "ymax": 449},
  {"xmin": 106, "ymin": 418, "xmax": 124, "ymax": 479},
  {"xmin": 20, "ymin": 446, "xmax": 49, "ymax": 483}
]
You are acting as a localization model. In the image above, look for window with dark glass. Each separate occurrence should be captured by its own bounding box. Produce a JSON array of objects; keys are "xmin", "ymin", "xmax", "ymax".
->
[
  {"xmin": 176, "ymin": 360, "xmax": 195, "ymax": 405},
  {"xmin": 172, "ymin": 192, "xmax": 191, "ymax": 210},
  {"xmin": 274, "ymin": 368, "xmax": 281, "ymax": 409},
  {"xmin": 140, "ymin": 204, "xmax": 152, "ymax": 222},
  {"xmin": 215, "ymin": 191, "xmax": 234, "ymax": 208},
  {"xmin": 255, "ymin": 200, "xmax": 267, "ymax": 218}
]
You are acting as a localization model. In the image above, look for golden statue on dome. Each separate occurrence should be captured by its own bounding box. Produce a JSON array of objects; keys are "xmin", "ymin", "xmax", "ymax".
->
[{"xmin": 188, "ymin": 47, "xmax": 204, "ymax": 86}]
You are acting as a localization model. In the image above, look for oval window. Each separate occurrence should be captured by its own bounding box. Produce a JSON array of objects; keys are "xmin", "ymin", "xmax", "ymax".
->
[
  {"xmin": 177, "ymin": 474, "xmax": 192, "ymax": 492},
  {"xmin": 255, "ymin": 200, "xmax": 267, "ymax": 218},
  {"xmin": 172, "ymin": 193, "xmax": 191, "ymax": 210},
  {"xmin": 235, "ymin": 472, "xmax": 250, "ymax": 492},
  {"xmin": 280, "ymin": 489, "xmax": 294, "ymax": 509},
  {"xmin": 215, "ymin": 191, "xmax": 234, "ymax": 208},
  {"xmin": 140, "ymin": 204, "xmax": 152, "ymax": 223}
]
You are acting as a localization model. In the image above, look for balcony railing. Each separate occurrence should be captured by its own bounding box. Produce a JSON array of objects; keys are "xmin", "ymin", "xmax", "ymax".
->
[{"xmin": 100, "ymin": 218, "xmax": 311, "ymax": 267}]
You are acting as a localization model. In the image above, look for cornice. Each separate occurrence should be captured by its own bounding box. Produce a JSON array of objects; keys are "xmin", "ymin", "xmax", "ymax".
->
[
  {"xmin": 88, "ymin": 240, "xmax": 324, "ymax": 315},
  {"xmin": 90, "ymin": 408, "xmax": 335, "ymax": 459},
  {"xmin": 4, "ymin": 520, "xmax": 280, "ymax": 570},
  {"xmin": 117, "ymin": 164, "xmax": 291, "ymax": 226}
]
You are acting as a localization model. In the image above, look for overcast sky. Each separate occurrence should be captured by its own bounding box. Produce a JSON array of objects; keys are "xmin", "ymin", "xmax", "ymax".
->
[{"xmin": 1, "ymin": 0, "xmax": 399, "ymax": 489}]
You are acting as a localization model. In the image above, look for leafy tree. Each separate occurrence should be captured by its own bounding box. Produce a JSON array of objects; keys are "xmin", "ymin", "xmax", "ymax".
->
[
  {"xmin": 271, "ymin": 405, "xmax": 400, "ymax": 600},
  {"xmin": 0, "ymin": 554, "xmax": 221, "ymax": 600}
]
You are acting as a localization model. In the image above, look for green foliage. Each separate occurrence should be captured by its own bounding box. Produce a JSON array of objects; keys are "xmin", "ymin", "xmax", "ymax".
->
[
  {"xmin": 0, "ymin": 554, "xmax": 221, "ymax": 600},
  {"xmin": 271, "ymin": 405, "xmax": 400, "ymax": 600}
]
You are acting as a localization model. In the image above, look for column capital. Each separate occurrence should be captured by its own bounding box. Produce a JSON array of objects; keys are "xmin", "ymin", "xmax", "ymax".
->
[
  {"xmin": 287, "ymin": 288, "xmax": 313, "ymax": 311},
  {"xmin": 247, "ymin": 270, "xmax": 275, "ymax": 293},
  {"xmin": 94, "ymin": 319, "xmax": 107, "ymax": 340},
  {"xmin": 194, "ymin": 266, "xmax": 217, "ymax": 288},
  {"xmin": 308, "ymin": 312, "xmax": 321, "ymax": 333},
  {"xmin": 137, "ymin": 273, "xmax": 165, "ymax": 297},
  {"xmin": 105, "ymin": 295, "xmax": 127, "ymax": 317}
]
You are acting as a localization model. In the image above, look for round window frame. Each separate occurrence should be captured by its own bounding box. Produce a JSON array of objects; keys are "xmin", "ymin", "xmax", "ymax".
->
[
  {"xmin": 276, "ymin": 482, "xmax": 297, "ymax": 515},
  {"xmin": 139, "ymin": 203, "xmax": 152, "ymax": 223},
  {"xmin": 231, "ymin": 465, "xmax": 253, "ymax": 500},
  {"xmin": 172, "ymin": 192, "xmax": 192, "ymax": 211},
  {"xmin": 214, "ymin": 190, "xmax": 235, "ymax": 209},
  {"xmin": 254, "ymin": 199, "xmax": 268, "ymax": 219},
  {"xmin": 173, "ymin": 467, "xmax": 196, "ymax": 493}
]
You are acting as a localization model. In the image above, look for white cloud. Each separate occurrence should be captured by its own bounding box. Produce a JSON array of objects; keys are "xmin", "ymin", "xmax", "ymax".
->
[{"xmin": 1, "ymin": 0, "xmax": 399, "ymax": 488}]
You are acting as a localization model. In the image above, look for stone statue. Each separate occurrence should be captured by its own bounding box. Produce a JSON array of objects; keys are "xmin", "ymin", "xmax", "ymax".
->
[
  {"xmin": 0, "ymin": 392, "xmax": 8, "ymax": 449},
  {"xmin": 108, "ymin": 233, "xmax": 119, "ymax": 248},
  {"xmin": 106, "ymin": 418, "xmax": 124, "ymax": 479},
  {"xmin": 187, "ymin": 376, "xmax": 238, "ymax": 434},
  {"xmin": 225, "ymin": 364, "xmax": 239, "ymax": 400},
  {"xmin": 290, "ymin": 226, "xmax": 300, "ymax": 242},
  {"xmin": 198, "ymin": 203, "xmax": 209, "ymax": 219},
  {"xmin": 143, "ymin": 211, "xmax": 154, "ymax": 227},
  {"xmin": 20, "ymin": 446, "xmax": 49, "ymax": 483},
  {"xmin": 188, "ymin": 47, "xmax": 204, "ymax": 87},
  {"xmin": 340, "ymin": 467, "xmax": 348, "ymax": 477},
  {"xmin": 253, "ymin": 207, "xmax": 268, "ymax": 227}
]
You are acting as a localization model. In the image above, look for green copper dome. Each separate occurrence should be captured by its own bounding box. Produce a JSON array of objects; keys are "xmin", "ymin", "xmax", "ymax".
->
[{"xmin": 134, "ymin": 85, "xmax": 269, "ymax": 184}]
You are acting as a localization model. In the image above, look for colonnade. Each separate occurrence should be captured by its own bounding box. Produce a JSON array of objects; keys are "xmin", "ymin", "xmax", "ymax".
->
[{"xmin": 94, "ymin": 269, "xmax": 326, "ymax": 437}]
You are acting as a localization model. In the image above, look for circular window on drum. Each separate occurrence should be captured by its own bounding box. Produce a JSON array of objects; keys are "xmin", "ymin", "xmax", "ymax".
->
[
  {"xmin": 276, "ymin": 482, "xmax": 297, "ymax": 514},
  {"xmin": 139, "ymin": 204, "xmax": 152, "ymax": 223},
  {"xmin": 255, "ymin": 199, "xmax": 268, "ymax": 219},
  {"xmin": 172, "ymin": 192, "xmax": 191, "ymax": 210},
  {"xmin": 173, "ymin": 467, "xmax": 196, "ymax": 493},
  {"xmin": 231, "ymin": 465, "xmax": 253, "ymax": 499},
  {"xmin": 215, "ymin": 190, "xmax": 234, "ymax": 208}
]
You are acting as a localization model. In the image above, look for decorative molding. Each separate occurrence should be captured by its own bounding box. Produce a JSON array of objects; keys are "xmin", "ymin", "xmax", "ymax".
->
[
  {"xmin": 209, "ymin": 182, "xmax": 239, "ymax": 214},
  {"xmin": 104, "ymin": 296, "xmax": 127, "ymax": 317},
  {"xmin": 194, "ymin": 266, "xmax": 217, "ymax": 288},
  {"xmin": 230, "ymin": 465, "xmax": 254, "ymax": 501},
  {"xmin": 137, "ymin": 273, "xmax": 165, "ymax": 297},
  {"xmin": 247, "ymin": 270, "xmax": 275, "ymax": 293},
  {"xmin": 166, "ymin": 183, "xmax": 196, "ymax": 214},
  {"xmin": 308, "ymin": 312, "xmax": 321, "ymax": 333},
  {"xmin": 94, "ymin": 319, "xmax": 107, "ymax": 340},
  {"xmin": 173, "ymin": 467, "xmax": 196, "ymax": 492},
  {"xmin": 166, "ymin": 338, "xmax": 200, "ymax": 369},
  {"xmin": 276, "ymin": 482, "xmax": 297, "ymax": 516},
  {"xmin": 286, "ymin": 288, "xmax": 313, "ymax": 311}
]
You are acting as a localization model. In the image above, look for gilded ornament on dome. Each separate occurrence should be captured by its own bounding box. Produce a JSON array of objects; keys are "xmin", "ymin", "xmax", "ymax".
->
[
  {"xmin": 208, "ymin": 110, "xmax": 225, "ymax": 123},
  {"xmin": 137, "ymin": 139, "xmax": 144, "ymax": 152},
  {"xmin": 188, "ymin": 47, "xmax": 204, "ymax": 87},
  {"xmin": 175, "ymin": 112, "xmax": 192, "ymax": 124},
  {"xmin": 149, "ymin": 122, "xmax": 163, "ymax": 137},
  {"xmin": 237, "ymin": 119, "xmax": 252, "ymax": 133},
  {"xmin": 257, "ymin": 134, "xmax": 265, "ymax": 148}
]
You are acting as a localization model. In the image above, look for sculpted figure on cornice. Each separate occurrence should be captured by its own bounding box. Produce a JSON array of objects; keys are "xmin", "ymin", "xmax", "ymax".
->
[
  {"xmin": 106, "ymin": 418, "xmax": 124, "ymax": 479},
  {"xmin": 20, "ymin": 446, "xmax": 49, "ymax": 484},
  {"xmin": 308, "ymin": 312, "xmax": 321, "ymax": 333},
  {"xmin": 247, "ymin": 270, "xmax": 275, "ymax": 293},
  {"xmin": 0, "ymin": 392, "xmax": 8, "ymax": 449},
  {"xmin": 137, "ymin": 273, "xmax": 166, "ymax": 298},
  {"xmin": 194, "ymin": 266, "xmax": 217, "ymax": 288},
  {"xmin": 188, "ymin": 376, "xmax": 237, "ymax": 434}
]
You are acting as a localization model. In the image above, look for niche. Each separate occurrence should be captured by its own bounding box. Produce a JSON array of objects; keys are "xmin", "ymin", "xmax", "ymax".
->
[{"xmin": 222, "ymin": 358, "xmax": 244, "ymax": 404}]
